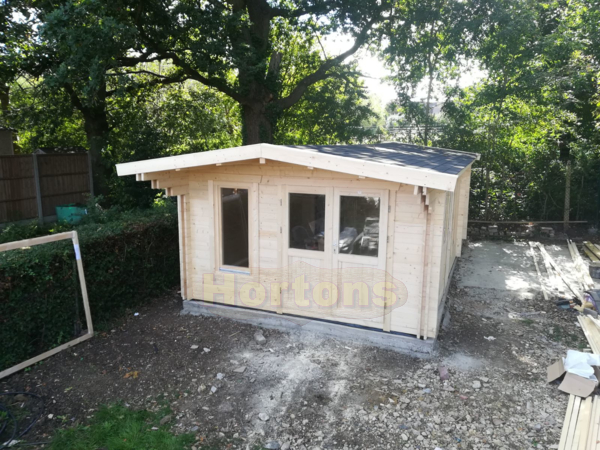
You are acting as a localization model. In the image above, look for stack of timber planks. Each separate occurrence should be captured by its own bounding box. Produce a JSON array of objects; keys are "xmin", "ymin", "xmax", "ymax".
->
[
  {"xmin": 583, "ymin": 242, "xmax": 600, "ymax": 263},
  {"xmin": 558, "ymin": 317, "xmax": 600, "ymax": 448},
  {"xmin": 569, "ymin": 241, "xmax": 595, "ymax": 291},
  {"xmin": 559, "ymin": 395, "xmax": 599, "ymax": 450}
]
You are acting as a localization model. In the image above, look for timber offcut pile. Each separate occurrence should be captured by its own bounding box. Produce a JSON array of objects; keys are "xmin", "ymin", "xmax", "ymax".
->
[
  {"xmin": 558, "ymin": 317, "xmax": 600, "ymax": 449},
  {"xmin": 529, "ymin": 241, "xmax": 596, "ymax": 310},
  {"xmin": 530, "ymin": 241, "xmax": 600, "ymax": 449}
]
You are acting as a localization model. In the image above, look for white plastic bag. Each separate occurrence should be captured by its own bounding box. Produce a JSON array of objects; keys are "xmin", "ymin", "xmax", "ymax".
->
[{"xmin": 564, "ymin": 350, "xmax": 600, "ymax": 381}]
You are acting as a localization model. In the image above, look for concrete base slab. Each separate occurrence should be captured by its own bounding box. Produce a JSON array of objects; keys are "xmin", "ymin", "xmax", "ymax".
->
[{"xmin": 182, "ymin": 300, "xmax": 435, "ymax": 356}]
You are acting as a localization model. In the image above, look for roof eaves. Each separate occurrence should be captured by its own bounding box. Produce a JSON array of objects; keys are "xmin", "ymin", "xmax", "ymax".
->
[{"xmin": 116, "ymin": 144, "xmax": 262, "ymax": 176}]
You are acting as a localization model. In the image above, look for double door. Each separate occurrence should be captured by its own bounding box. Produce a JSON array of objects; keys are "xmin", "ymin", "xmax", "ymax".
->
[{"xmin": 281, "ymin": 185, "xmax": 389, "ymax": 328}]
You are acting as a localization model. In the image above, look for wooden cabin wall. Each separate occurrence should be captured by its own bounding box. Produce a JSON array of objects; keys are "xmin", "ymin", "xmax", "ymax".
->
[
  {"xmin": 388, "ymin": 186, "xmax": 446, "ymax": 338},
  {"xmin": 159, "ymin": 159, "xmax": 472, "ymax": 339},
  {"xmin": 430, "ymin": 168, "xmax": 473, "ymax": 337}
]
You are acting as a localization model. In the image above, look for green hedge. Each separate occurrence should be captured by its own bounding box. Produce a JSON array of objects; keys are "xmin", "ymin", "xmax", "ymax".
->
[{"xmin": 0, "ymin": 206, "xmax": 179, "ymax": 372}]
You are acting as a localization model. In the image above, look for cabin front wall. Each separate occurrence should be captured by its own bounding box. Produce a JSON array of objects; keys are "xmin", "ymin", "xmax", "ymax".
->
[{"xmin": 162, "ymin": 159, "xmax": 471, "ymax": 339}]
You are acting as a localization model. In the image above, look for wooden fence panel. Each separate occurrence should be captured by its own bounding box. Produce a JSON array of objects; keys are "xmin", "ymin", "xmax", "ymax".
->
[
  {"xmin": 38, "ymin": 154, "xmax": 91, "ymax": 217},
  {"xmin": 0, "ymin": 153, "xmax": 91, "ymax": 224},
  {"xmin": 0, "ymin": 156, "xmax": 37, "ymax": 223}
]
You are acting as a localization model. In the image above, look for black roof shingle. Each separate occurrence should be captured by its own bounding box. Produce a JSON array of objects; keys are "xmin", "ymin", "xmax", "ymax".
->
[{"xmin": 289, "ymin": 142, "xmax": 478, "ymax": 176}]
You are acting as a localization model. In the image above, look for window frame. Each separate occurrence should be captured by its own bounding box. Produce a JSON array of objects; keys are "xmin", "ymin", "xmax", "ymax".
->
[
  {"xmin": 332, "ymin": 187, "xmax": 389, "ymax": 269},
  {"xmin": 214, "ymin": 181, "xmax": 256, "ymax": 275}
]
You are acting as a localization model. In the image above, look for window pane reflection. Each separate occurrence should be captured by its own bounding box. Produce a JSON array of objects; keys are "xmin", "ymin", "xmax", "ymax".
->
[
  {"xmin": 339, "ymin": 196, "xmax": 380, "ymax": 257},
  {"xmin": 221, "ymin": 188, "xmax": 249, "ymax": 267},
  {"xmin": 289, "ymin": 193, "xmax": 325, "ymax": 251}
]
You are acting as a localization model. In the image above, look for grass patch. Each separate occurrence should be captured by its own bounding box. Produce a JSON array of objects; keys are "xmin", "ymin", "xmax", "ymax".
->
[{"xmin": 49, "ymin": 404, "xmax": 194, "ymax": 450}]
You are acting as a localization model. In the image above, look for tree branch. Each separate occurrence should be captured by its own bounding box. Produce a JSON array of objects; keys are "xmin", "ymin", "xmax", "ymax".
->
[
  {"xmin": 276, "ymin": 20, "xmax": 375, "ymax": 110},
  {"xmin": 106, "ymin": 70, "xmax": 171, "ymax": 79},
  {"xmin": 63, "ymin": 83, "xmax": 85, "ymax": 113},
  {"xmin": 160, "ymin": 51, "xmax": 246, "ymax": 103},
  {"xmin": 116, "ymin": 53, "xmax": 166, "ymax": 68},
  {"xmin": 269, "ymin": 3, "xmax": 332, "ymax": 19},
  {"xmin": 105, "ymin": 73, "xmax": 189, "ymax": 97}
]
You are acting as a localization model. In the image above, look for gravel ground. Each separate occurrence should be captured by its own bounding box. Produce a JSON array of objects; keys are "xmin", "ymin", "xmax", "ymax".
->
[{"xmin": 1, "ymin": 240, "xmax": 593, "ymax": 449}]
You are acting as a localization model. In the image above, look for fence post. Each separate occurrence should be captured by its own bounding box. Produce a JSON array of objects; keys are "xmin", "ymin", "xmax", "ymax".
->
[
  {"xmin": 87, "ymin": 151, "xmax": 94, "ymax": 198},
  {"xmin": 32, "ymin": 153, "xmax": 43, "ymax": 224}
]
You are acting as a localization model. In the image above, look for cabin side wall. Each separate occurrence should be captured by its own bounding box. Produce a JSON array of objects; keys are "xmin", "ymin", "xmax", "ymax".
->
[
  {"xmin": 430, "ymin": 167, "xmax": 472, "ymax": 337},
  {"xmin": 387, "ymin": 186, "xmax": 440, "ymax": 338}
]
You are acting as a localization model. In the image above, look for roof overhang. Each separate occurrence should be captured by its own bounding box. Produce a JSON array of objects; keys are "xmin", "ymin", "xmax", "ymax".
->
[{"xmin": 116, "ymin": 143, "xmax": 477, "ymax": 191}]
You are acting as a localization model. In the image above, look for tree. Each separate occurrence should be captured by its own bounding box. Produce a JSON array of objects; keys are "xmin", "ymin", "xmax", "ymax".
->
[
  {"xmin": 97, "ymin": 0, "xmax": 391, "ymax": 145},
  {"xmin": 382, "ymin": 0, "xmax": 485, "ymax": 145},
  {"xmin": 2, "ymin": 0, "xmax": 188, "ymax": 195}
]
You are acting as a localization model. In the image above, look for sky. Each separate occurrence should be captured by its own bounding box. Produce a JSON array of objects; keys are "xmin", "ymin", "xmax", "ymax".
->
[{"xmin": 322, "ymin": 34, "xmax": 485, "ymax": 108}]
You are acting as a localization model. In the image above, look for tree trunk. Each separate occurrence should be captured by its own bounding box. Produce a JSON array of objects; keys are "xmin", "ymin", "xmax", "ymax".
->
[
  {"xmin": 241, "ymin": 103, "xmax": 274, "ymax": 145},
  {"xmin": 424, "ymin": 67, "xmax": 434, "ymax": 146},
  {"xmin": 82, "ymin": 108, "xmax": 110, "ymax": 198},
  {"xmin": 0, "ymin": 84, "xmax": 8, "ymax": 113},
  {"xmin": 564, "ymin": 159, "xmax": 571, "ymax": 231},
  {"xmin": 484, "ymin": 164, "xmax": 491, "ymax": 220}
]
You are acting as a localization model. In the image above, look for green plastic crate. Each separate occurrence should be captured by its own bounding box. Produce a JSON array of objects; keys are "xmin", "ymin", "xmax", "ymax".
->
[{"xmin": 55, "ymin": 203, "xmax": 87, "ymax": 224}]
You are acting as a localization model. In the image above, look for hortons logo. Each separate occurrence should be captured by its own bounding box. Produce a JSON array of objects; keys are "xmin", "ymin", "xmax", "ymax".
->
[{"xmin": 201, "ymin": 261, "xmax": 408, "ymax": 321}]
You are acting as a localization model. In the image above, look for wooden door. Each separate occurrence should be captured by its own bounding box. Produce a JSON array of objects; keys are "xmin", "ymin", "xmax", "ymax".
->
[
  {"xmin": 329, "ymin": 188, "xmax": 389, "ymax": 329},
  {"xmin": 281, "ymin": 185, "xmax": 334, "ymax": 317}
]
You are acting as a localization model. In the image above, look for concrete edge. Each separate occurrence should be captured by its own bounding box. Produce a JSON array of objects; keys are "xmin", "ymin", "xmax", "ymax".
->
[{"xmin": 181, "ymin": 300, "xmax": 435, "ymax": 356}]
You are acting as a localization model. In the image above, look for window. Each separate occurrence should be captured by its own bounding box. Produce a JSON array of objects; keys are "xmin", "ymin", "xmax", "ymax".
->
[
  {"xmin": 339, "ymin": 196, "xmax": 380, "ymax": 257},
  {"xmin": 289, "ymin": 193, "xmax": 326, "ymax": 251},
  {"xmin": 221, "ymin": 188, "xmax": 249, "ymax": 267}
]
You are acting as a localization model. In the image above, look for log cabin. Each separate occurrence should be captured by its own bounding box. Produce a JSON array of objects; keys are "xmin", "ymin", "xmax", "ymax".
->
[{"xmin": 116, "ymin": 142, "xmax": 478, "ymax": 346}]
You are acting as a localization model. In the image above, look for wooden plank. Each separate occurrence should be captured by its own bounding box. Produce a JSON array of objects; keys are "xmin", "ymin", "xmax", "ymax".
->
[
  {"xmin": 0, "ymin": 231, "xmax": 74, "ymax": 252},
  {"xmin": 579, "ymin": 316, "xmax": 600, "ymax": 354},
  {"xmin": 566, "ymin": 396, "xmax": 582, "ymax": 450},
  {"xmin": 383, "ymin": 188, "xmax": 397, "ymax": 332},
  {"xmin": 559, "ymin": 394, "xmax": 576, "ymax": 450},
  {"xmin": 571, "ymin": 240, "xmax": 595, "ymax": 289},
  {"xmin": 72, "ymin": 231, "xmax": 93, "ymax": 335},
  {"xmin": 587, "ymin": 397, "xmax": 599, "ymax": 450},
  {"xmin": 577, "ymin": 397, "xmax": 593, "ymax": 450},
  {"xmin": 529, "ymin": 243, "xmax": 549, "ymax": 301},
  {"xmin": 584, "ymin": 247, "xmax": 600, "ymax": 262},
  {"xmin": 0, "ymin": 230, "xmax": 93, "ymax": 380},
  {"xmin": 169, "ymin": 185, "xmax": 189, "ymax": 196},
  {"xmin": 584, "ymin": 242, "xmax": 600, "ymax": 261},
  {"xmin": 178, "ymin": 195, "xmax": 188, "ymax": 300},
  {"xmin": 251, "ymin": 182, "xmax": 259, "ymax": 275},
  {"xmin": 207, "ymin": 180, "xmax": 215, "ymax": 274},
  {"xmin": 0, "ymin": 333, "xmax": 93, "ymax": 380},
  {"xmin": 537, "ymin": 243, "xmax": 582, "ymax": 300},
  {"xmin": 595, "ymin": 397, "xmax": 600, "ymax": 450},
  {"xmin": 276, "ymin": 184, "xmax": 283, "ymax": 315},
  {"xmin": 417, "ymin": 206, "xmax": 431, "ymax": 339}
]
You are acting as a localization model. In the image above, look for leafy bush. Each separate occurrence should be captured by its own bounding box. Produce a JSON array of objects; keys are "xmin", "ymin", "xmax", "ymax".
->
[{"xmin": 0, "ymin": 203, "xmax": 179, "ymax": 372}]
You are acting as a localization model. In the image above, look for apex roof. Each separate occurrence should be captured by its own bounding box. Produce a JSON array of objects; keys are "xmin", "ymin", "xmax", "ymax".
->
[{"xmin": 116, "ymin": 142, "xmax": 479, "ymax": 191}]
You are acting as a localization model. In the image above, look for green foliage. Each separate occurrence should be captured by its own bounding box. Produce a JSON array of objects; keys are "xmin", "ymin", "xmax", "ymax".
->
[
  {"xmin": 49, "ymin": 404, "xmax": 194, "ymax": 450},
  {"xmin": 5, "ymin": 80, "xmax": 87, "ymax": 153},
  {"xmin": 383, "ymin": 0, "xmax": 600, "ymax": 223},
  {"xmin": 0, "ymin": 203, "xmax": 179, "ymax": 372}
]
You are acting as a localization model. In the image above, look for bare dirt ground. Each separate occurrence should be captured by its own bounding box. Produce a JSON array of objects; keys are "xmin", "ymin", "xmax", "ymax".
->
[{"xmin": 1, "ymin": 239, "xmax": 593, "ymax": 450}]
